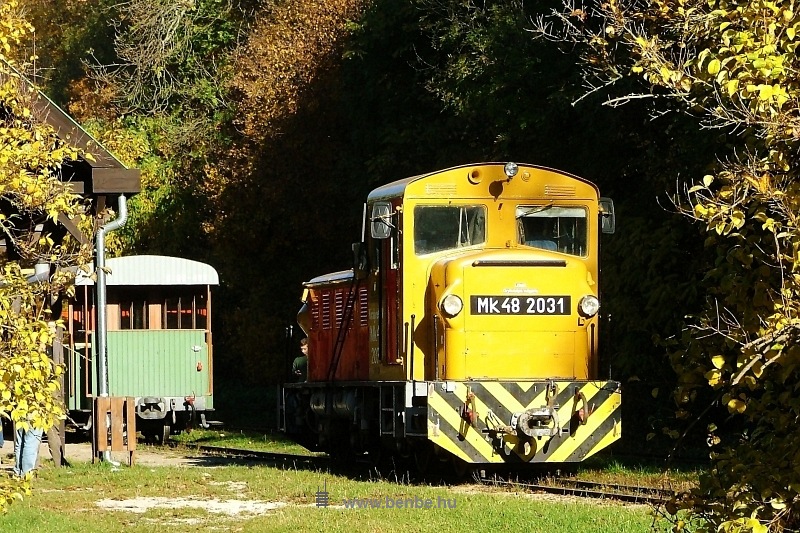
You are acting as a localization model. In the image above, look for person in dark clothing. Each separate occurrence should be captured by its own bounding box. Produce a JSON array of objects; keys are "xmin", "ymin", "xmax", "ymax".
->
[{"xmin": 292, "ymin": 338, "xmax": 308, "ymax": 382}]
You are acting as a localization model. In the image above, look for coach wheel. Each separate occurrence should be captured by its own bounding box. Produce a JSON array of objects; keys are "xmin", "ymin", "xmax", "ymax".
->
[{"xmin": 161, "ymin": 423, "xmax": 172, "ymax": 444}]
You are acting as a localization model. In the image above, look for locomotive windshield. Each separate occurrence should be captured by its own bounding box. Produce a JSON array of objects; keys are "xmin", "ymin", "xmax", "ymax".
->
[
  {"xmin": 517, "ymin": 205, "xmax": 588, "ymax": 256},
  {"xmin": 414, "ymin": 205, "xmax": 486, "ymax": 255}
]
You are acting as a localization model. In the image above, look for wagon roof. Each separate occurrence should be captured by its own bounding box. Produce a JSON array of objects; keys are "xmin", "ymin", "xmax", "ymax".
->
[{"xmin": 76, "ymin": 255, "xmax": 219, "ymax": 286}]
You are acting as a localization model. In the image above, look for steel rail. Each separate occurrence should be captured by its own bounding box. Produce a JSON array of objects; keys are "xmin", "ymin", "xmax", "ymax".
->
[{"xmin": 483, "ymin": 477, "xmax": 674, "ymax": 505}]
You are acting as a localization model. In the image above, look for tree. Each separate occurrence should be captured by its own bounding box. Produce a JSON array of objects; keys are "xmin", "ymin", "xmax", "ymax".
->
[
  {"xmin": 0, "ymin": 1, "xmax": 93, "ymax": 512},
  {"xmin": 536, "ymin": 0, "xmax": 800, "ymax": 530}
]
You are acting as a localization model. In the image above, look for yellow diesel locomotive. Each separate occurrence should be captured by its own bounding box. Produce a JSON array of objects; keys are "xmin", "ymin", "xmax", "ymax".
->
[{"xmin": 280, "ymin": 162, "xmax": 620, "ymax": 469}]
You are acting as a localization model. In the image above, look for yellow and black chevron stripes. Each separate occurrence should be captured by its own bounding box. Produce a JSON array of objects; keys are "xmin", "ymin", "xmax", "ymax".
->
[{"xmin": 426, "ymin": 380, "xmax": 621, "ymax": 464}]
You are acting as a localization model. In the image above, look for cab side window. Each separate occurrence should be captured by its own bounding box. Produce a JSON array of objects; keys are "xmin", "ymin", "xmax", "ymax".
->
[
  {"xmin": 517, "ymin": 206, "xmax": 588, "ymax": 256},
  {"xmin": 414, "ymin": 205, "xmax": 486, "ymax": 255}
]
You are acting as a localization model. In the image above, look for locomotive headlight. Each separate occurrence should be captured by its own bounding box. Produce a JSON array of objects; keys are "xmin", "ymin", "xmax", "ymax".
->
[
  {"xmin": 504, "ymin": 162, "xmax": 519, "ymax": 179},
  {"xmin": 441, "ymin": 294, "xmax": 464, "ymax": 317},
  {"xmin": 578, "ymin": 295, "xmax": 600, "ymax": 317}
]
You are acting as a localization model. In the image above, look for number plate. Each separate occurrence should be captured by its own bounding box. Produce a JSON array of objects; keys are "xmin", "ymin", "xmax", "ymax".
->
[{"xmin": 469, "ymin": 295, "xmax": 571, "ymax": 315}]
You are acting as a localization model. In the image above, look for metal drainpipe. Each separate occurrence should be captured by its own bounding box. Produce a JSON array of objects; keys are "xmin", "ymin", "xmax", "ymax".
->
[
  {"xmin": 26, "ymin": 262, "xmax": 50, "ymax": 283},
  {"xmin": 95, "ymin": 194, "xmax": 127, "ymax": 463}
]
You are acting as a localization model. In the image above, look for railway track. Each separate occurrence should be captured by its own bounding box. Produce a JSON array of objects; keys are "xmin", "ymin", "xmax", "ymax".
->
[
  {"xmin": 164, "ymin": 442, "xmax": 675, "ymax": 505},
  {"xmin": 482, "ymin": 476, "xmax": 675, "ymax": 505}
]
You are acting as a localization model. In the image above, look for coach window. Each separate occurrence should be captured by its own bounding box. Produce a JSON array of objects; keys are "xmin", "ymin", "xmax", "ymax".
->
[
  {"xmin": 517, "ymin": 205, "xmax": 588, "ymax": 256},
  {"xmin": 195, "ymin": 292, "xmax": 208, "ymax": 330},
  {"xmin": 165, "ymin": 294, "xmax": 202, "ymax": 329},
  {"xmin": 180, "ymin": 293, "xmax": 195, "ymax": 329},
  {"xmin": 120, "ymin": 298, "xmax": 148, "ymax": 330},
  {"xmin": 165, "ymin": 297, "xmax": 180, "ymax": 329},
  {"xmin": 414, "ymin": 205, "xmax": 486, "ymax": 255}
]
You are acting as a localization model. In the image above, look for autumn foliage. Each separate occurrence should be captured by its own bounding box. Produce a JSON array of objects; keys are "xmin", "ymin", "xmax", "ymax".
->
[{"xmin": 0, "ymin": 0, "xmax": 92, "ymax": 512}]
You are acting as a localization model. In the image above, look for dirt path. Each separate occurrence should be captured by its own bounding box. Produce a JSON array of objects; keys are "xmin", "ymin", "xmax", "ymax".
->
[{"xmin": 0, "ymin": 439, "xmax": 208, "ymax": 471}]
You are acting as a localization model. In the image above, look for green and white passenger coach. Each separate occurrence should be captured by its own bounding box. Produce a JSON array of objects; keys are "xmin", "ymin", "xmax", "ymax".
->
[{"xmin": 65, "ymin": 255, "xmax": 219, "ymax": 442}]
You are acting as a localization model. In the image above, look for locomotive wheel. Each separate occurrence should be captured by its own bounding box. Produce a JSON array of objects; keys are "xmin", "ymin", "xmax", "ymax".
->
[
  {"xmin": 413, "ymin": 444, "xmax": 434, "ymax": 472},
  {"xmin": 451, "ymin": 456, "xmax": 476, "ymax": 480},
  {"xmin": 412, "ymin": 443, "xmax": 451, "ymax": 479}
]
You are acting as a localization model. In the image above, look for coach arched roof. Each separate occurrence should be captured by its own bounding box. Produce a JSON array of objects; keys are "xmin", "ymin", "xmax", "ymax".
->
[{"xmin": 77, "ymin": 255, "xmax": 219, "ymax": 286}]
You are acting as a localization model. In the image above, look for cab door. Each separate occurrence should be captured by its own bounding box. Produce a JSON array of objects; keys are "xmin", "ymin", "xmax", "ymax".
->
[{"xmin": 368, "ymin": 201, "xmax": 403, "ymax": 379}]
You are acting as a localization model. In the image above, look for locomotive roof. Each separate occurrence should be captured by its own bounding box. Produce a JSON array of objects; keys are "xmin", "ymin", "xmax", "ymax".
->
[
  {"xmin": 76, "ymin": 255, "xmax": 219, "ymax": 286},
  {"xmin": 366, "ymin": 162, "xmax": 597, "ymax": 202},
  {"xmin": 303, "ymin": 270, "xmax": 354, "ymax": 287}
]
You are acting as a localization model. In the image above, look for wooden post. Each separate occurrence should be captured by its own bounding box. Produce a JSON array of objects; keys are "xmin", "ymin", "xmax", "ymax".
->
[{"xmin": 92, "ymin": 396, "xmax": 136, "ymax": 466}]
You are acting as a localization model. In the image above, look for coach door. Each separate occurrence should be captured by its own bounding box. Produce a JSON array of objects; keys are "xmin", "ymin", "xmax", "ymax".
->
[{"xmin": 369, "ymin": 201, "xmax": 403, "ymax": 378}]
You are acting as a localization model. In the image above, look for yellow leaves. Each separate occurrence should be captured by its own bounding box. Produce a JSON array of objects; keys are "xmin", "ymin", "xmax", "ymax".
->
[
  {"xmin": 727, "ymin": 397, "xmax": 747, "ymax": 413},
  {"xmin": 745, "ymin": 173, "xmax": 771, "ymax": 193},
  {"xmin": 736, "ymin": 519, "xmax": 768, "ymax": 533},
  {"xmin": 0, "ymin": 267, "xmax": 73, "ymax": 459},
  {"xmin": 730, "ymin": 209, "xmax": 745, "ymax": 229},
  {"xmin": 694, "ymin": 203, "xmax": 709, "ymax": 218},
  {"xmin": 752, "ymin": 359, "xmax": 764, "ymax": 377},
  {"xmin": 706, "ymin": 368, "xmax": 723, "ymax": 386},
  {"xmin": 607, "ymin": 5, "xmax": 800, "ymax": 532}
]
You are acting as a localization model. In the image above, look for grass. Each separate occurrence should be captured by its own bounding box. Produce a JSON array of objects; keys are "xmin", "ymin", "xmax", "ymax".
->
[
  {"xmin": 0, "ymin": 428, "xmax": 699, "ymax": 532},
  {"xmin": 1, "ymin": 459, "xmax": 666, "ymax": 533},
  {"xmin": 574, "ymin": 455, "xmax": 703, "ymax": 494}
]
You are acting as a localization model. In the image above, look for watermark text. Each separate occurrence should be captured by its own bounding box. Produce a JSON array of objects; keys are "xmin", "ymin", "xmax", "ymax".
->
[{"xmin": 341, "ymin": 495, "xmax": 457, "ymax": 510}]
